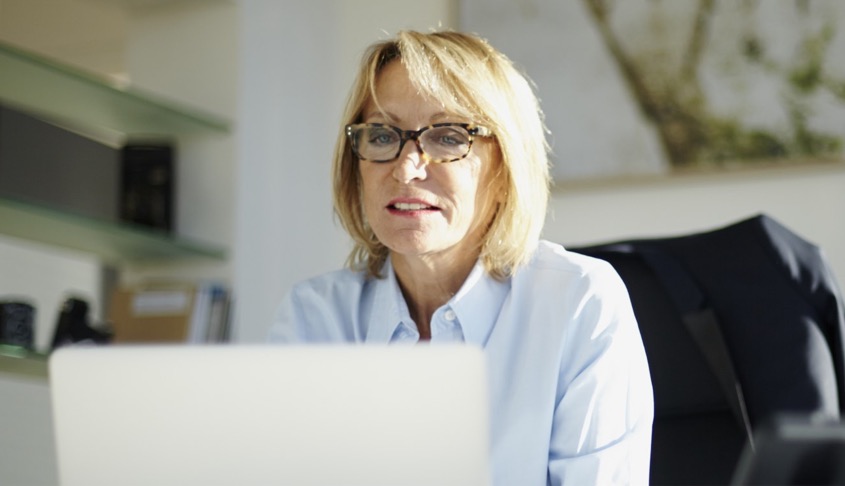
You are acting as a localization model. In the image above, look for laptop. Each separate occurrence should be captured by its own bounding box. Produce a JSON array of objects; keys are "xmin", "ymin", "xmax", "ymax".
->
[{"xmin": 49, "ymin": 344, "xmax": 491, "ymax": 486}]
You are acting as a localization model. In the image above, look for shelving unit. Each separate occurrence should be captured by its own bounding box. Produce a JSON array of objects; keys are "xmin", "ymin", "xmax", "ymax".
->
[
  {"xmin": 0, "ymin": 39, "xmax": 231, "ymax": 263},
  {"xmin": 0, "ymin": 40, "xmax": 233, "ymax": 380}
]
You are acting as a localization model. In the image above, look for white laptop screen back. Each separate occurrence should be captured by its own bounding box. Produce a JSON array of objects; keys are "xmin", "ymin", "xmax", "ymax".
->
[{"xmin": 49, "ymin": 345, "xmax": 490, "ymax": 486}]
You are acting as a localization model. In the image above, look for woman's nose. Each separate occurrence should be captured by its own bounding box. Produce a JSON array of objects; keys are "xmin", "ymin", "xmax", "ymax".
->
[{"xmin": 392, "ymin": 139, "xmax": 428, "ymax": 183}]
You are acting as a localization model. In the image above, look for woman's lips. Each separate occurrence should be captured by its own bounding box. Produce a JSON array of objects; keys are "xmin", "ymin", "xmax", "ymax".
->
[
  {"xmin": 392, "ymin": 202, "xmax": 433, "ymax": 210},
  {"xmin": 387, "ymin": 199, "xmax": 440, "ymax": 213}
]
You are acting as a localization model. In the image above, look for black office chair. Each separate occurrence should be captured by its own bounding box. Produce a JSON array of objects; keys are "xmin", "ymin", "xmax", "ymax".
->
[{"xmin": 571, "ymin": 214, "xmax": 845, "ymax": 485}]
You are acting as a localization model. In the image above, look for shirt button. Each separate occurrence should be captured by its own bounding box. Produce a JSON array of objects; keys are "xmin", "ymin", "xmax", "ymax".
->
[{"xmin": 444, "ymin": 309, "xmax": 457, "ymax": 321}]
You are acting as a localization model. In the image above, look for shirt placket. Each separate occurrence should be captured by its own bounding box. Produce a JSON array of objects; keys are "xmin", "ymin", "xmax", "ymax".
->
[{"xmin": 430, "ymin": 306, "xmax": 465, "ymax": 342}]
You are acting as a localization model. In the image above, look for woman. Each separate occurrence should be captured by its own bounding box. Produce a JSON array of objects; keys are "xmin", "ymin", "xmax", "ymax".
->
[{"xmin": 270, "ymin": 30, "xmax": 653, "ymax": 485}]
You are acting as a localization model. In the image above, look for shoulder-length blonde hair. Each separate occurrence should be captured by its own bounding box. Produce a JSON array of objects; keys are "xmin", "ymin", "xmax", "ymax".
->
[{"xmin": 333, "ymin": 30, "xmax": 550, "ymax": 280}]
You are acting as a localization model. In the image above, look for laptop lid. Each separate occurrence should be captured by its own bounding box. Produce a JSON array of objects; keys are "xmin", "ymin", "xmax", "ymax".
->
[{"xmin": 49, "ymin": 344, "xmax": 490, "ymax": 486}]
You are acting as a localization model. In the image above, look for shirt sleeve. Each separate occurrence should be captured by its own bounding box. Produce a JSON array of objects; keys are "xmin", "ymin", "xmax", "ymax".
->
[{"xmin": 548, "ymin": 262, "xmax": 654, "ymax": 486}]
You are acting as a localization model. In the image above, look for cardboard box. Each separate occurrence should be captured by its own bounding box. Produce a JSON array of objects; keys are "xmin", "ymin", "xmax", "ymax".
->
[{"xmin": 109, "ymin": 285, "xmax": 195, "ymax": 343}]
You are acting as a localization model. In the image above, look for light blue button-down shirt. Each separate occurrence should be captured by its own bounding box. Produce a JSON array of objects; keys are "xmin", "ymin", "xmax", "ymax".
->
[{"xmin": 269, "ymin": 240, "xmax": 654, "ymax": 485}]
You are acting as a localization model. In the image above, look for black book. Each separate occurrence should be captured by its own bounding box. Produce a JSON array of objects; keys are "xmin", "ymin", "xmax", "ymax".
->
[{"xmin": 120, "ymin": 142, "xmax": 174, "ymax": 232}]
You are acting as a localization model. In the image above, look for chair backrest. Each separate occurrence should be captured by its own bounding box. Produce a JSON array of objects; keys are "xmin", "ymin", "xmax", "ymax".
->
[{"xmin": 571, "ymin": 214, "xmax": 845, "ymax": 485}]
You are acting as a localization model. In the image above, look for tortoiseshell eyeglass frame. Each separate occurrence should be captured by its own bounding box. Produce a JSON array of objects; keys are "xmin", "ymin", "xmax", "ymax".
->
[{"xmin": 345, "ymin": 122, "xmax": 493, "ymax": 163}]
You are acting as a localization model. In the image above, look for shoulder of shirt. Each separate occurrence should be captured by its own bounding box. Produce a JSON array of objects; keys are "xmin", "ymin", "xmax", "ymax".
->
[
  {"xmin": 515, "ymin": 241, "xmax": 629, "ymax": 315},
  {"xmin": 289, "ymin": 267, "xmax": 370, "ymax": 297},
  {"xmin": 524, "ymin": 239, "xmax": 617, "ymax": 278}
]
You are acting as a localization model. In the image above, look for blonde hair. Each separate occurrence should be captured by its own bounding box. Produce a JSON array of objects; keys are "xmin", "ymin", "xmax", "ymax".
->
[{"xmin": 333, "ymin": 30, "xmax": 550, "ymax": 279}]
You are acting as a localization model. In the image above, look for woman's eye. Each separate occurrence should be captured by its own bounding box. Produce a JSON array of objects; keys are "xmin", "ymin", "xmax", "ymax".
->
[
  {"xmin": 434, "ymin": 130, "xmax": 469, "ymax": 146},
  {"xmin": 367, "ymin": 130, "xmax": 397, "ymax": 146}
]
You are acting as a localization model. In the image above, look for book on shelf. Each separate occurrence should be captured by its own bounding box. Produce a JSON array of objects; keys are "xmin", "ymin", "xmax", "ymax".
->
[{"xmin": 109, "ymin": 282, "xmax": 231, "ymax": 344}]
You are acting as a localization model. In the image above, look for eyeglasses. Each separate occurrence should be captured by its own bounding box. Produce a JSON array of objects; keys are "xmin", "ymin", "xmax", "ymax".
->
[{"xmin": 345, "ymin": 122, "xmax": 493, "ymax": 163}]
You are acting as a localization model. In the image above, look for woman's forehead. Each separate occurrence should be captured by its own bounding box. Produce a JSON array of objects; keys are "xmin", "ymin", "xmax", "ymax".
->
[{"xmin": 363, "ymin": 61, "xmax": 472, "ymax": 123}]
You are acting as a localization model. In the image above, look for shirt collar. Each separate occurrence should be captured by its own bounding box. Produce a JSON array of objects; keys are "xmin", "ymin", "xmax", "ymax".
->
[{"xmin": 363, "ymin": 258, "xmax": 510, "ymax": 346}]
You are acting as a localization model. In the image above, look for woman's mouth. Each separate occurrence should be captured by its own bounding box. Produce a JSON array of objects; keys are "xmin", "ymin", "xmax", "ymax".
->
[
  {"xmin": 387, "ymin": 199, "xmax": 440, "ymax": 214},
  {"xmin": 392, "ymin": 202, "xmax": 434, "ymax": 211}
]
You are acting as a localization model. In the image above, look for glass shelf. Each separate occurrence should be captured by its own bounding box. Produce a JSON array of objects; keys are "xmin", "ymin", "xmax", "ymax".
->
[
  {"xmin": 0, "ymin": 345, "xmax": 48, "ymax": 381},
  {"xmin": 0, "ymin": 197, "xmax": 227, "ymax": 264},
  {"xmin": 0, "ymin": 40, "xmax": 231, "ymax": 141}
]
